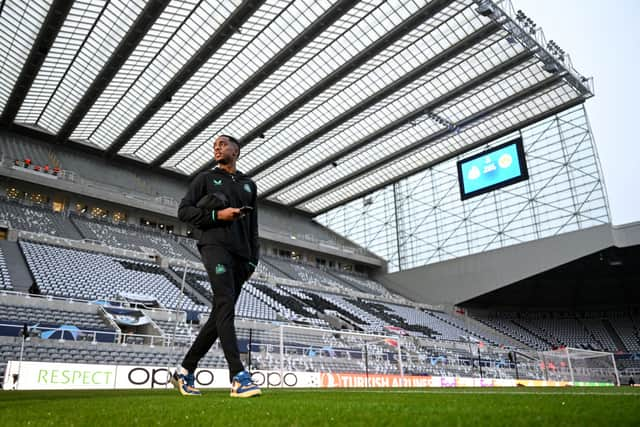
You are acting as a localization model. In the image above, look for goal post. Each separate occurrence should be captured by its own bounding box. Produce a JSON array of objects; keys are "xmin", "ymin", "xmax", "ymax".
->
[{"xmin": 539, "ymin": 347, "xmax": 619, "ymax": 386}]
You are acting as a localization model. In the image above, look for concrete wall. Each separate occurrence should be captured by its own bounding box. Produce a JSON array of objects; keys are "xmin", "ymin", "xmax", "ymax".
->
[{"xmin": 377, "ymin": 224, "xmax": 619, "ymax": 306}]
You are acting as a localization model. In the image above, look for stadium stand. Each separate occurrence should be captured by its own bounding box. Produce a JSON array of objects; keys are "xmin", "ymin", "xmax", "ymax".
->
[
  {"xmin": 335, "ymin": 272, "xmax": 391, "ymax": 296},
  {"xmin": 260, "ymin": 255, "xmax": 304, "ymax": 280},
  {"xmin": 0, "ymin": 197, "xmax": 201, "ymax": 262},
  {"xmin": 301, "ymin": 291, "xmax": 376, "ymax": 329},
  {"xmin": 250, "ymin": 282, "xmax": 325, "ymax": 326},
  {"xmin": 70, "ymin": 214, "xmax": 199, "ymax": 261},
  {"xmin": 169, "ymin": 266, "xmax": 214, "ymax": 301},
  {"xmin": 153, "ymin": 319, "xmax": 195, "ymax": 345},
  {"xmin": 168, "ymin": 266, "xmax": 279, "ymax": 322},
  {"xmin": 428, "ymin": 311, "xmax": 509, "ymax": 347},
  {"xmin": 235, "ymin": 287, "xmax": 280, "ymax": 322},
  {"xmin": 175, "ymin": 236, "xmax": 201, "ymax": 260},
  {"xmin": 3, "ymin": 232, "xmax": 637, "ymax": 358},
  {"xmin": 609, "ymin": 314, "xmax": 640, "ymax": 352},
  {"xmin": 307, "ymin": 292, "xmax": 386, "ymax": 333},
  {"xmin": 0, "ymin": 204, "xmax": 635, "ymax": 389},
  {"xmin": 0, "ymin": 336, "xmax": 228, "ymax": 380},
  {"xmin": 473, "ymin": 315, "xmax": 552, "ymax": 350},
  {"xmin": 19, "ymin": 240, "xmax": 207, "ymax": 312},
  {"xmin": 261, "ymin": 255, "xmax": 352, "ymax": 292},
  {"xmin": 242, "ymin": 281, "xmax": 297, "ymax": 322},
  {"xmin": 472, "ymin": 312, "xmax": 640, "ymax": 352},
  {"xmin": 0, "ymin": 302, "xmax": 115, "ymax": 333},
  {"xmin": 254, "ymin": 257, "xmax": 288, "ymax": 279},
  {"xmin": 0, "ymin": 197, "xmax": 82, "ymax": 239}
]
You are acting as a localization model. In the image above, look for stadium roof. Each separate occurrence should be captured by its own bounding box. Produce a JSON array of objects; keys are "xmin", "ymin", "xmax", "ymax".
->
[{"xmin": 0, "ymin": 0, "xmax": 592, "ymax": 215}]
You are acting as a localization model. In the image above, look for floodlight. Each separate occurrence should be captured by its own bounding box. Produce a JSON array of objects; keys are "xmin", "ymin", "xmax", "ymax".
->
[
  {"xmin": 542, "ymin": 61, "xmax": 560, "ymax": 74},
  {"xmin": 475, "ymin": 0, "xmax": 495, "ymax": 17}
]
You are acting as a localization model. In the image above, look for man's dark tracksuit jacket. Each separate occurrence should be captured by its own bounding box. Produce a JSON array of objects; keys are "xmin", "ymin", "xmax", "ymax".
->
[{"xmin": 177, "ymin": 167, "xmax": 259, "ymax": 265}]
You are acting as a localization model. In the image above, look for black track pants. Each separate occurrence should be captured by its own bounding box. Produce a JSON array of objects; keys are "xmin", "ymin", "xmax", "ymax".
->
[{"xmin": 181, "ymin": 245, "xmax": 251, "ymax": 381}]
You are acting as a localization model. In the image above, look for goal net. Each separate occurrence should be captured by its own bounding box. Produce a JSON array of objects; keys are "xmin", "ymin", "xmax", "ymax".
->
[{"xmin": 539, "ymin": 347, "xmax": 619, "ymax": 386}]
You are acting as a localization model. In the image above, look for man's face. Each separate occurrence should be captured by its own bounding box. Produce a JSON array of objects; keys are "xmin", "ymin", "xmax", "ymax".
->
[{"xmin": 213, "ymin": 136, "xmax": 238, "ymax": 164}]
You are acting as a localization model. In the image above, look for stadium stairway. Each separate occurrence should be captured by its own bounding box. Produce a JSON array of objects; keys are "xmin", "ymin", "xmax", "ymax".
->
[
  {"xmin": 325, "ymin": 270, "xmax": 372, "ymax": 294},
  {"xmin": 511, "ymin": 319, "xmax": 555, "ymax": 349},
  {"xmin": 163, "ymin": 267, "xmax": 210, "ymax": 307},
  {"xmin": 602, "ymin": 319, "xmax": 628, "ymax": 352},
  {"xmin": 0, "ymin": 240, "xmax": 33, "ymax": 293},
  {"xmin": 178, "ymin": 240, "xmax": 201, "ymax": 260},
  {"xmin": 67, "ymin": 215, "xmax": 85, "ymax": 239},
  {"xmin": 259, "ymin": 256, "xmax": 296, "ymax": 280},
  {"xmin": 452, "ymin": 313, "xmax": 527, "ymax": 349},
  {"xmin": 251, "ymin": 283, "xmax": 320, "ymax": 322}
]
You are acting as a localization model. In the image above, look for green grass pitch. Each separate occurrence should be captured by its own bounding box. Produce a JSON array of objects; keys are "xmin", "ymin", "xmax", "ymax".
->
[{"xmin": 1, "ymin": 388, "xmax": 638, "ymax": 426}]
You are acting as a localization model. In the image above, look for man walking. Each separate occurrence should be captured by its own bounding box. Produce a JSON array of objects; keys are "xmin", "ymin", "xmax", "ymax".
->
[{"xmin": 171, "ymin": 135, "xmax": 261, "ymax": 398}]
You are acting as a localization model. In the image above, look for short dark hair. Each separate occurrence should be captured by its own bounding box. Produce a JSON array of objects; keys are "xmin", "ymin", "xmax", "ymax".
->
[{"xmin": 218, "ymin": 134, "xmax": 240, "ymax": 158}]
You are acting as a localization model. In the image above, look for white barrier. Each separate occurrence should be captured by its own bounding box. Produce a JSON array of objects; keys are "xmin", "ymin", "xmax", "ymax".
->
[
  {"xmin": 3, "ymin": 360, "xmax": 614, "ymax": 390},
  {"xmin": 2, "ymin": 361, "xmax": 319, "ymax": 390}
]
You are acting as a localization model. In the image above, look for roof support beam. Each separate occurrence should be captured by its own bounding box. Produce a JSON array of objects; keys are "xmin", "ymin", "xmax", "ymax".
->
[
  {"xmin": 289, "ymin": 74, "xmax": 566, "ymax": 208},
  {"xmin": 193, "ymin": 0, "xmax": 454, "ymax": 175},
  {"xmin": 56, "ymin": 0, "xmax": 170, "ymax": 142},
  {"xmin": 150, "ymin": 0, "xmax": 358, "ymax": 167},
  {"xmin": 313, "ymin": 97, "xmax": 585, "ymax": 215},
  {"xmin": 249, "ymin": 23, "xmax": 501, "ymax": 179},
  {"xmin": 260, "ymin": 27, "xmax": 520, "ymax": 199},
  {"xmin": 103, "ymin": 0, "xmax": 265, "ymax": 158},
  {"xmin": 0, "ymin": 0, "xmax": 74, "ymax": 125}
]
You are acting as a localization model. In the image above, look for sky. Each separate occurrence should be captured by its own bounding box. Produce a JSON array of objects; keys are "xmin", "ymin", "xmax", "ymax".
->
[{"xmin": 512, "ymin": 0, "xmax": 640, "ymax": 225}]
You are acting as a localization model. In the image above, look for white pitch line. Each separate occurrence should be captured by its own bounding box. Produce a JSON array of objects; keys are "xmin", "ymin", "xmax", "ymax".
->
[{"xmin": 294, "ymin": 389, "xmax": 639, "ymax": 396}]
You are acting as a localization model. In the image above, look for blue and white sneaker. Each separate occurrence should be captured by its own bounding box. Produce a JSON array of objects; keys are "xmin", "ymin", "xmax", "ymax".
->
[
  {"xmin": 171, "ymin": 367, "xmax": 201, "ymax": 396},
  {"xmin": 230, "ymin": 371, "xmax": 261, "ymax": 398}
]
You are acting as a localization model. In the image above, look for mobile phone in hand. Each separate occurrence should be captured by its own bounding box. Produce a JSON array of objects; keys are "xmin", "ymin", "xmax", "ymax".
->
[{"xmin": 239, "ymin": 206, "xmax": 254, "ymax": 213}]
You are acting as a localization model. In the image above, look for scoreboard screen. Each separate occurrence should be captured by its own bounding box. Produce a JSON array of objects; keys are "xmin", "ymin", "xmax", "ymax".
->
[{"xmin": 457, "ymin": 137, "xmax": 528, "ymax": 200}]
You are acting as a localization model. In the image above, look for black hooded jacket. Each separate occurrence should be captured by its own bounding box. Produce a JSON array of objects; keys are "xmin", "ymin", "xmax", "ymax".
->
[{"xmin": 178, "ymin": 167, "xmax": 259, "ymax": 263}]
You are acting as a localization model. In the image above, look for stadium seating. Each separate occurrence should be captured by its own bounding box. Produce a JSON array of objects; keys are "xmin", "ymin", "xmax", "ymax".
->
[
  {"xmin": 235, "ymin": 286, "xmax": 280, "ymax": 321},
  {"xmin": 300, "ymin": 290, "xmax": 374, "ymax": 329},
  {"xmin": 0, "ymin": 198, "xmax": 201, "ymax": 262},
  {"xmin": 0, "ymin": 197, "xmax": 82, "ymax": 239},
  {"xmin": 428, "ymin": 311, "xmax": 510, "ymax": 347},
  {"xmin": 0, "ymin": 301, "xmax": 115, "ymax": 333},
  {"xmin": 168, "ymin": 266, "xmax": 281, "ymax": 322},
  {"xmin": 473, "ymin": 315, "xmax": 552, "ymax": 350},
  {"xmin": 175, "ymin": 236, "xmax": 201, "ymax": 260},
  {"xmin": 605, "ymin": 313, "xmax": 640, "ymax": 352},
  {"xmin": 248, "ymin": 282, "xmax": 325, "ymax": 326},
  {"xmin": 261, "ymin": 256, "xmax": 350, "ymax": 291},
  {"xmin": 242, "ymin": 281, "xmax": 296, "ymax": 321},
  {"xmin": 472, "ymin": 312, "xmax": 639, "ymax": 352},
  {"xmin": 0, "ymin": 336, "xmax": 228, "ymax": 380},
  {"xmin": 336, "ymin": 272, "xmax": 391, "ymax": 296},
  {"xmin": 253, "ymin": 257, "xmax": 287, "ymax": 279},
  {"xmin": 0, "ymin": 230, "xmax": 636, "ymax": 382},
  {"xmin": 153, "ymin": 319, "xmax": 195, "ymax": 345},
  {"xmin": 19, "ymin": 240, "xmax": 207, "ymax": 312},
  {"xmin": 70, "ymin": 215, "xmax": 199, "ymax": 262},
  {"xmin": 169, "ymin": 266, "xmax": 214, "ymax": 301}
]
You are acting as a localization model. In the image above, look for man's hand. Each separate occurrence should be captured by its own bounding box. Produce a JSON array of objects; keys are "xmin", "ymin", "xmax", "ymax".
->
[{"xmin": 216, "ymin": 207, "xmax": 243, "ymax": 221}]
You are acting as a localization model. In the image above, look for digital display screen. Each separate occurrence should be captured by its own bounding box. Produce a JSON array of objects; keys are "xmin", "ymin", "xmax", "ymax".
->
[{"xmin": 457, "ymin": 137, "xmax": 528, "ymax": 200}]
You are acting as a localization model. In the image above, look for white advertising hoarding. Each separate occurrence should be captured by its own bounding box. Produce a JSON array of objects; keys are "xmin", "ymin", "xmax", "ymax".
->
[{"xmin": 2, "ymin": 361, "xmax": 320, "ymax": 391}]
